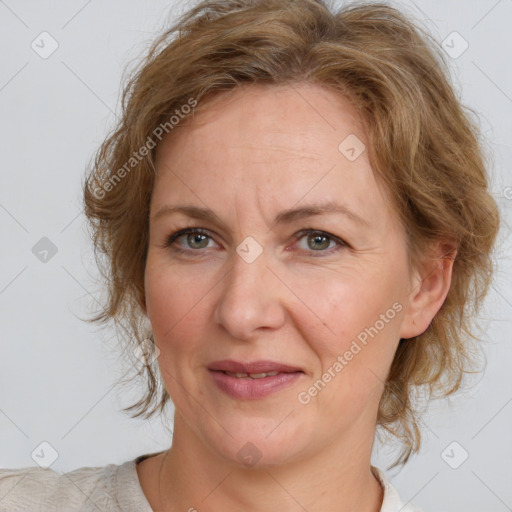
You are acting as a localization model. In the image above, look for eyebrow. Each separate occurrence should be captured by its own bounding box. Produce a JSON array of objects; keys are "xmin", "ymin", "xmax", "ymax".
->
[{"xmin": 152, "ymin": 201, "xmax": 369, "ymax": 229}]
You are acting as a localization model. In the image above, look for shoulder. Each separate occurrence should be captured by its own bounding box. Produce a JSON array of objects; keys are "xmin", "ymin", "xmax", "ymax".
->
[
  {"xmin": 0, "ymin": 465, "xmax": 59, "ymax": 511},
  {"xmin": 0, "ymin": 458, "xmax": 149, "ymax": 512},
  {"xmin": 372, "ymin": 466, "xmax": 423, "ymax": 512}
]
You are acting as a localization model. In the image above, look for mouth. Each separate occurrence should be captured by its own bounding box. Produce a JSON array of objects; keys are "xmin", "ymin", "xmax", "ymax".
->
[
  {"xmin": 220, "ymin": 370, "xmax": 288, "ymax": 379},
  {"xmin": 207, "ymin": 359, "xmax": 304, "ymax": 400},
  {"xmin": 207, "ymin": 359, "xmax": 304, "ymax": 374}
]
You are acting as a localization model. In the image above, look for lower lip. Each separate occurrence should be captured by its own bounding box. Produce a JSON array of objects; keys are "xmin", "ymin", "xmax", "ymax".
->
[{"xmin": 208, "ymin": 370, "xmax": 303, "ymax": 400}]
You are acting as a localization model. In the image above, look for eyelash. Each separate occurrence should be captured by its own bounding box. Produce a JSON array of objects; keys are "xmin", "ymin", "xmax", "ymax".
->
[{"xmin": 163, "ymin": 227, "xmax": 348, "ymax": 257}]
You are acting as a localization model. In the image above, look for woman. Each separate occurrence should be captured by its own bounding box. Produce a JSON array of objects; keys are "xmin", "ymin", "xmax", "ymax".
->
[{"xmin": 0, "ymin": 0, "xmax": 499, "ymax": 511}]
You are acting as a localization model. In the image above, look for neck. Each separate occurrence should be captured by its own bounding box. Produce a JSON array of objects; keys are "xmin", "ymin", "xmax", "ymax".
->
[{"xmin": 158, "ymin": 413, "xmax": 383, "ymax": 512}]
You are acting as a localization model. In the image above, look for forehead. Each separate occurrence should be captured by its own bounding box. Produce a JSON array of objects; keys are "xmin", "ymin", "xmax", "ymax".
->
[
  {"xmin": 151, "ymin": 83, "xmax": 392, "ymax": 227},
  {"xmin": 156, "ymin": 83, "xmax": 365, "ymax": 166}
]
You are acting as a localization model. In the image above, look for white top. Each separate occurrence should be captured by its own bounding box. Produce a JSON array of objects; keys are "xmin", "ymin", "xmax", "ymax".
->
[{"xmin": 0, "ymin": 452, "xmax": 422, "ymax": 511}]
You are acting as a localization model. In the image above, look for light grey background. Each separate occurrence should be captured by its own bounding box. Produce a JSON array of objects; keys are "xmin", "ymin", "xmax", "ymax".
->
[{"xmin": 0, "ymin": 1, "xmax": 511, "ymax": 511}]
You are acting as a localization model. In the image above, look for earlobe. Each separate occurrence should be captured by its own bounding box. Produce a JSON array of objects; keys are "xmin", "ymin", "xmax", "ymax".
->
[{"xmin": 399, "ymin": 243, "xmax": 457, "ymax": 340}]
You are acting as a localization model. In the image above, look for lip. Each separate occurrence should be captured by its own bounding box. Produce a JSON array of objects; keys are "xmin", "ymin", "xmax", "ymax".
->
[
  {"xmin": 207, "ymin": 359, "xmax": 304, "ymax": 400},
  {"xmin": 207, "ymin": 359, "xmax": 302, "ymax": 374}
]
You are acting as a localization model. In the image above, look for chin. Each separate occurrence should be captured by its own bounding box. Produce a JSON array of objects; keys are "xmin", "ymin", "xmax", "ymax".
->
[{"xmin": 202, "ymin": 414, "xmax": 312, "ymax": 469}]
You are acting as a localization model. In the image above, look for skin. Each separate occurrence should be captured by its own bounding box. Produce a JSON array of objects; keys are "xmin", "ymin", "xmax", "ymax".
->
[{"xmin": 137, "ymin": 82, "xmax": 455, "ymax": 511}]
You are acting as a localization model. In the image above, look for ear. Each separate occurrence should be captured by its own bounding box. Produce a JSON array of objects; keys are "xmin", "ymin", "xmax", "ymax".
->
[{"xmin": 399, "ymin": 242, "xmax": 457, "ymax": 340}]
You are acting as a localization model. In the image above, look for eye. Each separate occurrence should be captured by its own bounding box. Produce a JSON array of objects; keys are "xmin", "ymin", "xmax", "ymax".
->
[
  {"xmin": 163, "ymin": 228, "xmax": 347, "ymax": 257},
  {"xmin": 164, "ymin": 228, "xmax": 217, "ymax": 254},
  {"xmin": 293, "ymin": 229, "xmax": 347, "ymax": 255}
]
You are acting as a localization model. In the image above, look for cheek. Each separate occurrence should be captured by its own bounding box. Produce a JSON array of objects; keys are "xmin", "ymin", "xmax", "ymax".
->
[
  {"xmin": 291, "ymin": 264, "xmax": 405, "ymax": 400},
  {"xmin": 296, "ymin": 281, "xmax": 402, "ymax": 422},
  {"xmin": 144, "ymin": 261, "xmax": 211, "ymax": 355},
  {"xmin": 292, "ymin": 267, "xmax": 400, "ymax": 348},
  {"xmin": 144, "ymin": 262, "xmax": 214, "ymax": 409}
]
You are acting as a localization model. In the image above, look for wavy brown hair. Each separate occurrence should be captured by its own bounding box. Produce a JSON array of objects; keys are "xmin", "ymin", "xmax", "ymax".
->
[{"xmin": 83, "ymin": 0, "xmax": 499, "ymax": 466}]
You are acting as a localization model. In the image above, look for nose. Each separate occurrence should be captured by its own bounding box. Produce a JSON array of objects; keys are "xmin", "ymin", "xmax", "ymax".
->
[{"xmin": 213, "ymin": 248, "xmax": 286, "ymax": 341}]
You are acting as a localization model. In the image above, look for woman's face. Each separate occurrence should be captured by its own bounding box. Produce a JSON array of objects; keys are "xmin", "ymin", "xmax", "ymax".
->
[{"xmin": 144, "ymin": 83, "xmax": 420, "ymax": 467}]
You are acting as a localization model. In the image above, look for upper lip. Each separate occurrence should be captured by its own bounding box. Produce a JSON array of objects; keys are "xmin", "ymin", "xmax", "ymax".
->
[{"xmin": 208, "ymin": 359, "xmax": 303, "ymax": 374}]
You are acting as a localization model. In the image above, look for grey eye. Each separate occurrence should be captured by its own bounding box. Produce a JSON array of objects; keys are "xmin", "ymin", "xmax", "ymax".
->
[
  {"xmin": 185, "ymin": 232, "xmax": 210, "ymax": 249},
  {"xmin": 306, "ymin": 233, "xmax": 331, "ymax": 250},
  {"xmin": 297, "ymin": 232, "xmax": 337, "ymax": 251}
]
